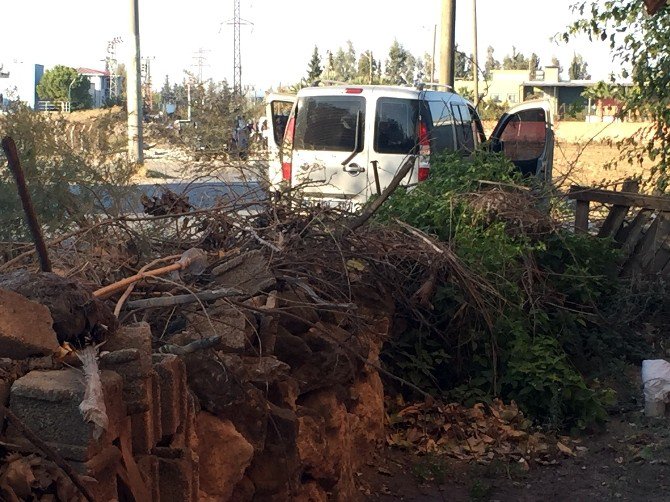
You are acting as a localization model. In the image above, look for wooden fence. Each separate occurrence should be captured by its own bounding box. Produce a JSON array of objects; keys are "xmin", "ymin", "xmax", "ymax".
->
[{"xmin": 568, "ymin": 180, "xmax": 670, "ymax": 278}]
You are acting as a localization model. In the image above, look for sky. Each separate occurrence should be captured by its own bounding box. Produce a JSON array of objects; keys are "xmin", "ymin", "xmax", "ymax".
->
[{"xmin": 0, "ymin": 0, "xmax": 615, "ymax": 93}]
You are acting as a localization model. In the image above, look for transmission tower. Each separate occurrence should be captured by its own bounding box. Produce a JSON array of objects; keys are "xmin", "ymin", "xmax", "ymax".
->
[
  {"xmin": 225, "ymin": 0, "xmax": 252, "ymax": 95},
  {"xmin": 141, "ymin": 56, "xmax": 155, "ymax": 111},
  {"xmin": 105, "ymin": 37, "xmax": 122, "ymax": 100},
  {"xmin": 192, "ymin": 48, "xmax": 210, "ymax": 83}
]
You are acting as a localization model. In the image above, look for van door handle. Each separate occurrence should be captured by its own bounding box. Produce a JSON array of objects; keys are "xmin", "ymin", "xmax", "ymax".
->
[{"xmin": 343, "ymin": 163, "xmax": 365, "ymax": 174}]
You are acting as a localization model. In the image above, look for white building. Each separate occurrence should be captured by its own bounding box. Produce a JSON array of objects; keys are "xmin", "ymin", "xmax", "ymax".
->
[{"xmin": 0, "ymin": 61, "xmax": 44, "ymax": 109}]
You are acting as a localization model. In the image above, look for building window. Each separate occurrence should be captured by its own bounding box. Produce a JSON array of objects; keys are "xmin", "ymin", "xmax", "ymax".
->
[{"xmin": 507, "ymin": 93, "xmax": 517, "ymax": 103}]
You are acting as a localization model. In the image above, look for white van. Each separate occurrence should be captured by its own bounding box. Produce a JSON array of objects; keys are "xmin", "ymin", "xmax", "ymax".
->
[{"xmin": 265, "ymin": 85, "xmax": 553, "ymax": 207}]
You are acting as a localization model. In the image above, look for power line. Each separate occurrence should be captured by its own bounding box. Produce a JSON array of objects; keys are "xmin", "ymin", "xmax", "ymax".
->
[{"xmin": 192, "ymin": 48, "xmax": 211, "ymax": 83}]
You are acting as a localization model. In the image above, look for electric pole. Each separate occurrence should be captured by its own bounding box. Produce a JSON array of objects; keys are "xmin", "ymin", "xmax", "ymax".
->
[
  {"xmin": 128, "ymin": 0, "xmax": 143, "ymax": 164},
  {"xmin": 192, "ymin": 48, "xmax": 210, "ymax": 83},
  {"xmin": 225, "ymin": 0, "xmax": 252, "ymax": 96},
  {"xmin": 472, "ymin": 0, "xmax": 479, "ymax": 106},
  {"xmin": 440, "ymin": 0, "xmax": 456, "ymax": 89}
]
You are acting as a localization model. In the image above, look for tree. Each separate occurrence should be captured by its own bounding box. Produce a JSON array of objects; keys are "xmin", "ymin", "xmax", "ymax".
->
[
  {"xmin": 306, "ymin": 46, "xmax": 322, "ymax": 83},
  {"xmin": 484, "ymin": 46, "xmax": 500, "ymax": 79},
  {"xmin": 502, "ymin": 46, "xmax": 529, "ymax": 70},
  {"xmin": 385, "ymin": 39, "xmax": 415, "ymax": 85},
  {"xmin": 529, "ymin": 53, "xmax": 540, "ymax": 79},
  {"xmin": 565, "ymin": 2, "xmax": 670, "ymax": 188},
  {"xmin": 550, "ymin": 56, "xmax": 563, "ymax": 76},
  {"xmin": 332, "ymin": 41, "xmax": 357, "ymax": 82},
  {"xmin": 36, "ymin": 65, "xmax": 91, "ymax": 109},
  {"xmin": 356, "ymin": 50, "xmax": 377, "ymax": 84},
  {"xmin": 454, "ymin": 46, "xmax": 472, "ymax": 79},
  {"xmin": 568, "ymin": 53, "xmax": 591, "ymax": 80},
  {"xmin": 422, "ymin": 52, "xmax": 435, "ymax": 82}
]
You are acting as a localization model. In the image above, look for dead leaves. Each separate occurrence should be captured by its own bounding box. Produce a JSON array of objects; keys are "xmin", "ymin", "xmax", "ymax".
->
[
  {"xmin": 0, "ymin": 453, "xmax": 82, "ymax": 502},
  {"xmin": 387, "ymin": 398, "xmax": 585, "ymax": 469}
]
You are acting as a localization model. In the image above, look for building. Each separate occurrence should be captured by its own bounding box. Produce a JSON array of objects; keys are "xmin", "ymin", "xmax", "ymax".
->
[
  {"xmin": 77, "ymin": 68, "xmax": 123, "ymax": 108},
  {"xmin": 0, "ymin": 62, "xmax": 44, "ymax": 109},
  {"xmin": 455, "ymin": 65, "xmax": 632, "ymax": 121}
]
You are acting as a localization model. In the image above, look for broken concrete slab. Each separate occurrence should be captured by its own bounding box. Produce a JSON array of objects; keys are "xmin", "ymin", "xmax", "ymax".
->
[
  {"xmin": 212, "ymin": 250, "xmax": 276, "ymax": 295},
  {"xmin": 0, "ymin": 288, "xmax": 59, "ymax": 359},
  {"xmin": 7, "ymin": 369, "xmax": 125, "ymax": 461}
]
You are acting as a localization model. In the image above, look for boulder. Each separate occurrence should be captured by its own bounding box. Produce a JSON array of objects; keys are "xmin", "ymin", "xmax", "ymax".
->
[{"xmin": 0, "ymin": 289, "xmax": 59, "ymax": 359}]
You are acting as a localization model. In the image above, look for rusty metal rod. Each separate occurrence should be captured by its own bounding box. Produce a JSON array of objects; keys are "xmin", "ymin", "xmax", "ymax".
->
[{"xmin": 1, "ymin": 136, "xmax": 52, "ymax": 272}]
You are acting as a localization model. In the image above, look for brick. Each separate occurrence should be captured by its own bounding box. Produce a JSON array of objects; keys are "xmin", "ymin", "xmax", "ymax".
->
[
  {"xmin": 131, "ymin": 371, "xmax": 159, "ymax": 454},
  {"xmin": 151, "ymin": 370, "xmax": 162, "ymax": 444},
  {"xmin": 136, "ymin": 455, "xmax": 160, "ymax": 502},
  {"xmin": 156, "ymin": 447, "xmax": 198, "ymax": 502},
  {"xmin": 152, "ymin": 354, "xmax": 186, "ymax": 437},
  {"xmin": 101, "ymin": 349, "xmax": 152, "ymax": 414},
  {"xmin": 71, "ymin": 445, "xmax": 122, "ymax": 502},
  {"xmin": 7, "ymin": 369, "xmax": 124, "ymax": 461},
  {"xmin": 105, "ymin": 321, "xmax": 152, "ymax": 354},
  {"xmin": 0, "ymin": 289, "xmax": 59, "ymax": 359},
  {"xmin": 172, "ymin": 391, "xmax": 197, "ymax": 450}
]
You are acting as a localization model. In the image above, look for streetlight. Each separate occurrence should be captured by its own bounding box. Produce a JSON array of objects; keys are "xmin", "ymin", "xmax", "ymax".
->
[{"xmin": 67, "ymin": 76, "xmax": 77, "ymax": 111}]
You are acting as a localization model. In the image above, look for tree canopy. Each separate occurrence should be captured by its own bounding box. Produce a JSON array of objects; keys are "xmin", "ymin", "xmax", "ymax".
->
[
  {"xmin": 36, "ymin": 65, "xmax": 91, "ymax": 109},
  {"xmin": 567, "ymin": 53, "xmax": 590, "ymax": 80},
  {"xmin": 565, "ymin": 1, "xmax": 670, "ymax": 189}
]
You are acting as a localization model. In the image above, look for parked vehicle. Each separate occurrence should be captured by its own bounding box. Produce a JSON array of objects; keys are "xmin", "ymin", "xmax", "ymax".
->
[{"xmin": 265, "ymin": 85, "xmax": 553, "ymax": 208}]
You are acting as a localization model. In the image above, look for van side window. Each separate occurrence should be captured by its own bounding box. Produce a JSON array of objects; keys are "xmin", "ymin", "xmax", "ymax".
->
[
  {"xmin": 294, "ymin": 96, "xmax": 365, "ymax": 152},
  {"xmin": 374, "ymin": 98, "xmax": 420, "ymax": 154},
  {"xmin": 427, "ymin": 100, "xmax": 456, "ymax": 153},
  {"xmin": 451, "ymin": 104, "xmax": 475, "ymax": 153}
]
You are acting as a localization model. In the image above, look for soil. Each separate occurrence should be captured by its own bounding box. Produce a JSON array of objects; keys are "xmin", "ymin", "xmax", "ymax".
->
[{"xmin": 362, "ymin": 364, "xmax": 670, "ymax": 502}]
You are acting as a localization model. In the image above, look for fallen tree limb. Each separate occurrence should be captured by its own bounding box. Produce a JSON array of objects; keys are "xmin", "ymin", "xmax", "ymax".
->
[
  {"xmin": 280, "ymin": 276, "xmax": 357, "ymax": 309},
  {"xmin": 345, "ymin": 156, "xmax": 416, "ymax": 234},
  {"xmin": 0, "ymin": 404, "xmax": 96, "ymax": 502},
  {"xmin": 125, "ymin": 287, "xmax": 245, "ymax": 310}
]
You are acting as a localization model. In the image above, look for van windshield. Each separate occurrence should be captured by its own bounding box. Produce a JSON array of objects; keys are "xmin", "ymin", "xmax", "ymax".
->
[
  {"xmin": 374, "ymin": 98, "xmax": 419, "ymax": 154},
  {"xmin": 294, "ymin": 96, "xmax": 365, "ymax": 152}
]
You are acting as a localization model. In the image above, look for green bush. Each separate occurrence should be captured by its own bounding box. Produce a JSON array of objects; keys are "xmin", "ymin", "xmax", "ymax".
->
[{"xmin": 378, "ymin": 151, "xmax": 638, "ymax": 429}]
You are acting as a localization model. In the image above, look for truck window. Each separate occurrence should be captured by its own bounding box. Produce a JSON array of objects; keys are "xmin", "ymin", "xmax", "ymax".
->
[
  {"xmin": 427, "ymin": 100, "xmax": 456, "ymax": 153},
  {"xmin": 271, "ymin": 101, "xmax": 292, "ymax": 146},
  {"xmin": 451, "ymin": 104, "xmax": 475, "ymax": 153},
  {"xmin": 374, "ymin": 98, "xmax": 419, "ymax": 154},
  {"xmin": 499, "ymin": 108, "xmax": 547, "ymax": 162},
  {"xmin": 294, "ymin": 96, "xmax": 365, "ymax": 152}
]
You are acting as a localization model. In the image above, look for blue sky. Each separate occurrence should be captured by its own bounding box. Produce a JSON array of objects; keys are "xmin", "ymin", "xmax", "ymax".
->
[{"xmin": 1, "ymin": 0, "xmax": 614, "ymax": 92}]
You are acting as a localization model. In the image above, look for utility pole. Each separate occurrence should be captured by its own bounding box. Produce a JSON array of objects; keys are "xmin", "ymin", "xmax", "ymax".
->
[
  {"xmin": 191, "ymin": 48, "xmax": 210, "ymax": 83},
  {"xmin": 431, "ymin": 24, "xmax": 437, "ymax": 83},
  {"xmin": 225, "ymin": 0, "xmax": 252, "ymax": 96},
  {"xmin": 127, "ymin": 0, "xmax": 143, "ymax": 164},
  {"xmin": 440, "ymin": 0, "xmax": 456, "ymax": 89},
  {"xmin": 472, "ymin": 0, "xmax": 479, "ymax": 106}
]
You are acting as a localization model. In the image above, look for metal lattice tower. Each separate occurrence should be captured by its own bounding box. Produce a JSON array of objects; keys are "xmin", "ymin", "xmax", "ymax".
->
[
  {"xmin": 106, "ymin": 37, "xmax": 122, "ymax": 100},
  {"xmin": 233, "ymin": 0, "xmax": 242, "ymax": 95}
]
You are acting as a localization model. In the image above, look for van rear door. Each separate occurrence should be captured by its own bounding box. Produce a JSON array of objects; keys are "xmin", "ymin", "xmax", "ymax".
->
[
  {"xmin": 489, "ymin": 100, "xmax": 554, "ymax": 181},
  {"xmin": 291, "ymin": 93, "xmax": 368, "ymax": 205},
  {"xmin": 369, "ymin": 96, "xmax": 422, "ymax": 194},
  {"xmin": 265, "ymin": 93, "xmax": 296, "ymax": 190}
]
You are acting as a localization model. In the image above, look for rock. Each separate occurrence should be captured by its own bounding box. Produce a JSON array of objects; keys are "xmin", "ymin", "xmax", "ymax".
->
[
  {"xmin": 274, "ymin": 326, "xmax": 312, "ymax": 368},
  {"xmin": 212, "ymin": 250, "xmax": 276, "ymax": 295},
  {"xmin": 276, "ymin": 289, "xmax": 320, "ymax": 333},
  {"xmin": 178, "ymin": 304, "xmax": 251, "ymax": 353},
  {"xmin": 0, "ymin": 270, "xmax": 117, "ymax": 346},
  {"xmin": 0, "ymin": 288, "xmax": 59, "ymax": 359},
  {"xmin": 350, "ymin": 372, "xmax": 385, "ymax": 447},
  {"xmin": 241, "ymin": 356, "xmax": 290, "ymax": 386},
  {"xmin": 196, "ymin": 412, "xmax": 254, "ymax": 500},
  {"xmin": 294, "ymin": 481, "xmax": 328, "ymax": 502},
  {"xmin": 229, "ymin": 476, "xmax": 255, "ymax": 502},
  {"xmin": 105, "ymin": 321, "xmax": 152, "ymax": 354},
  {"xmin": 182, "ymin": 351, "xmax": 268, "ymax": 451}
]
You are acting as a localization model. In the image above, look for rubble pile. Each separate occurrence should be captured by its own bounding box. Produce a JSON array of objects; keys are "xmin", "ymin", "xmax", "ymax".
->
[{"xmin": 0, "ymin": 190, "xmax": 420, "ymax": 501}]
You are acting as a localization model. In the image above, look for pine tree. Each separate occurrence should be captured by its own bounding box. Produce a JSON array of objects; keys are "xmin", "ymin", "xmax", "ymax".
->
[
  {"xmin": 306, "ymin": 46, "xmax": 322, "ymax": 83},
  {"xmin": 568, "ymin": 53, "xmax": 590, "ymax": 80},
  {"xmin": 385, "ymin": 39, "xmax": 414, "ymax": 85}
]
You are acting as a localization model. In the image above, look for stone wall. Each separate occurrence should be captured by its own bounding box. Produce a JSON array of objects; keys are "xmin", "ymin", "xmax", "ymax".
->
[{"xmin": 0, "ymin": 288, "xmax": 391, "ymax": 501}]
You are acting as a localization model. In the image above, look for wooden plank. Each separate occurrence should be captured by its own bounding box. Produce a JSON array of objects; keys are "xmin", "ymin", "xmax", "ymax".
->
[
  {"xmin": 575, "ymin": 200, "xmax": 590, "ymax": 233},
  {"xmin": 650, "ymin": 244, "xmax": 670, "ymax": 274},
  {"xmin": 616, "ymin": 209, "xmax": 653, "ymax": 250},
  {"xmin": 621, "ymin": 214, "xmax": 661, "ymax": 277},
  {"xmin": 597, "ymin": 179, "xmax": 639, "ymax": 238},
  {"xmin": 568, "ymin": 185, "xmax": 670, "ymax": 212},
  {"xmin": 640, "ymin": 212, "xmax": 670, "ymax": 273}
]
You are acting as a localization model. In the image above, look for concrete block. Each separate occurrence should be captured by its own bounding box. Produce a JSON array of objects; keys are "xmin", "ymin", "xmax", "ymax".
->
[
  {"xmin": 136, "ymin": 454, "xmax": 160, "ymax": 502},
  {"xmin": 152, "ymin": 353, "xmax": 186, "ymax": 437},
  {"xmin": 105, "ymin": 321, "xmax": 152, "ymax": 354},
  {"xmin": 0, "ymin": 288, "xmax": 59, "ymax": 359},
  {"xmin": 7, "ymin": 369, "xmax": 124, "ymax": 461},
  {"xmin": 71, "ymin": 445, "xmax": 122, "ymax": 502}
]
